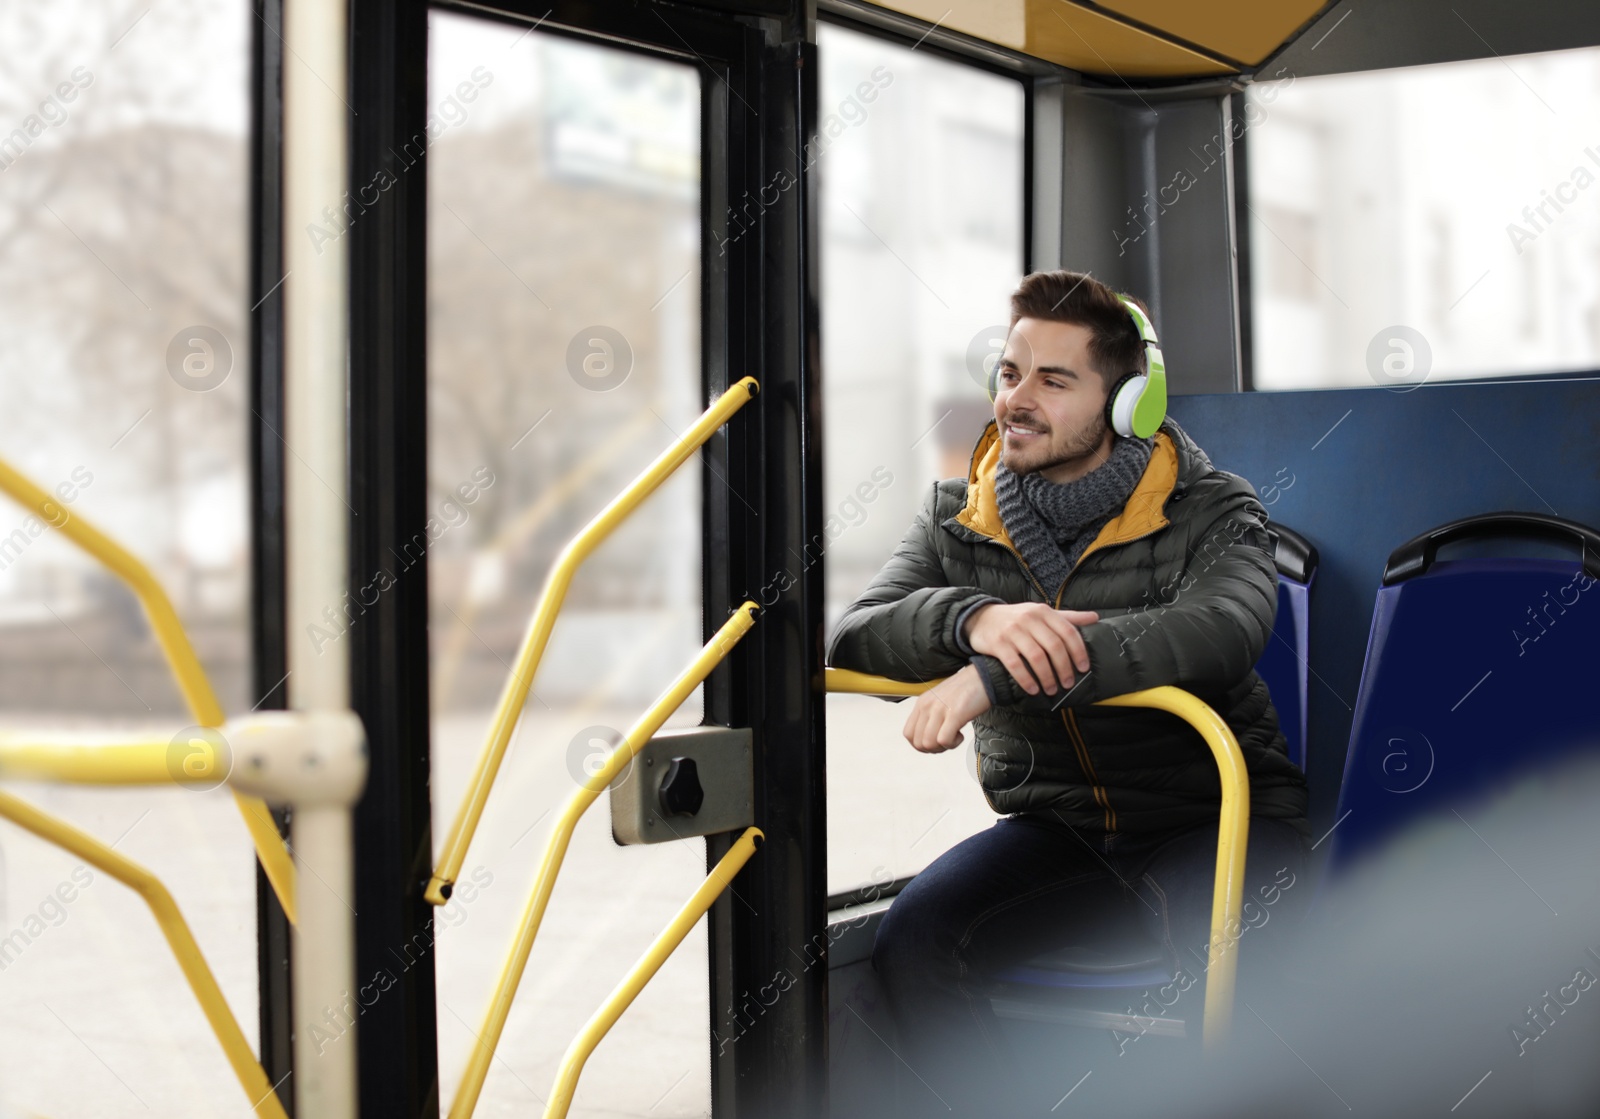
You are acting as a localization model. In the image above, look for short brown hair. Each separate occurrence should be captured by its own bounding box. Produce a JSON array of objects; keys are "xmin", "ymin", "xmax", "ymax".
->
[{"xmin": 1008, "ymin": 270, "xmax": 1148, "ymax": 390}]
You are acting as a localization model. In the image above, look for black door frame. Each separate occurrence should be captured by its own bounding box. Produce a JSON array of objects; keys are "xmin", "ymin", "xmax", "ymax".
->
[{"xmin": 247, "ymin": 0, "xmax": 294, "ymax": 1110}]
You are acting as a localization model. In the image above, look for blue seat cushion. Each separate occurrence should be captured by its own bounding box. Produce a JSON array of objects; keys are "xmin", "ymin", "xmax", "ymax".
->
[{"xmin": 1332, "ymin": 557, "xmax": 1595, "ymax": 868}]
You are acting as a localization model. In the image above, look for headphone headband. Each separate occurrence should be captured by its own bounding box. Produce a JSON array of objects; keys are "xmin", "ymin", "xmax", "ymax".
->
[{"xmin": 1119, "ymin": 295, "xmax": 1156, "ymax": 345}]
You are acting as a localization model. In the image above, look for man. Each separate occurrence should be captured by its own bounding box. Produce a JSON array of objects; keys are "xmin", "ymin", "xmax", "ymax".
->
[{"xmin": 826, "ymin": 270, "xmax": 1310, "ymax": 1116}]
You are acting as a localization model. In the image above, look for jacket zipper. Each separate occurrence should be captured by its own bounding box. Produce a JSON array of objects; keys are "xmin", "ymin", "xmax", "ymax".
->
[
  {"xmin": 982, "ymin": 518, "xmax": 1172, "ymax": 834},
  {"xmin": 1050, "ymin": 575, "xmax": 1116, "ymax": 831},
  {"xmin": 1063, "ymin": 708, "xmax": 1115, "ymax": 831},
  {"xmin": 1044, "ymin": 521, "xmax": 1170, "ymax": 834}
]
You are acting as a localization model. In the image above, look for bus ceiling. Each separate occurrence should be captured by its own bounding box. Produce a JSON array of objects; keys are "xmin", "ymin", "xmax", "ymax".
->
[{"xmin": 837, "ymin": 0, "xmax": 1600, "ymax": 84}]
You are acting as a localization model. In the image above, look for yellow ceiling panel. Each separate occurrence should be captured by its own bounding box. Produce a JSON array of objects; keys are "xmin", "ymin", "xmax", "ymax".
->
[
  {"xmin": 862, "ymin": 0, "xmax": 1236, "ymax": 79},
  {"xmin": 866, "ymin": 0, "xmax": 1029, "ymax": 51},
  {"xmin": 1096, "ymin": 0, "xmax": 1326, "ymax": 65},
  {"xmin": 1023, "ymin": 0, "xmax": 1235, "ymax": 77}
]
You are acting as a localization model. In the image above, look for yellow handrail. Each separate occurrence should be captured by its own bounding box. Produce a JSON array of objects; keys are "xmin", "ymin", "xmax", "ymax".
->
[
  {"xmin": 0, "ymin": 787, "xmax": 289, "ymax": 1119},
  {"xmin": 0, "ymin": 731, "xmax": 225, "ymax": 785},
  {"xmin": 822, "ymin": 668, "xmax": 932, "ymax": 696},
  {"xmin": 426, "ymin": 377, "xmax": 759, "ymax": 907},
  {"xmin": 1097, "ymin": 687, "xmax": 1249, "ymax": 1044},
  {"xmin": 543, "ymin": 826, "xmax": 764, "ymax": 1119},
  {"xmin": 0, "ymin": 455, "xmax": 297, "ymax": 923},
  {"xmin": 822, "ymin": 667, "xmax": 1250, "ymax": 1046},
  {"xmin": 448, "ymin": 602, "xmax": 760, "ymax": 1119}
]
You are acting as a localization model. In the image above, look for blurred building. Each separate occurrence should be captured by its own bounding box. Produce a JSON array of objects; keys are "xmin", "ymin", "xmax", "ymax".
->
[{"xmin": 1248, "ymin": 48, "xmax": 1600, "ymax": 389}]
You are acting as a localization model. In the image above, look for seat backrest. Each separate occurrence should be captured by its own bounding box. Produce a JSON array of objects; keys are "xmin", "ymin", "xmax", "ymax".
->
[
  {"xmin": 1329, "ymin": 512, "xmax": 1600, "ymax": 870},
  {"xmin": 1254, "ymin": 522, "xmax": 1317, "ymax": 771}
]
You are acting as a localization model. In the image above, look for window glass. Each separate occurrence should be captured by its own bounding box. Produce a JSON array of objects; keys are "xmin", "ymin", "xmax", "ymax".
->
[
  {"xmin": 0, "ymin": 1, "xmax": 257, "ymax": 1114},
  {"xmin": 818, "ymin": 22, "xmax": 1024, "ymax": 897},
  {"xmin": 427, "ymin": 11, "xmax": 708, "ymax": 1115},
  {"xmin": 1247, "ymin": 48, "xmax": 1600, "ymax": 390}
]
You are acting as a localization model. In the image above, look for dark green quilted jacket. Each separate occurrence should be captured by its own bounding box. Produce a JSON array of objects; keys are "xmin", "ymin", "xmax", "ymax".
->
[{"xmin": 826, "ymin": 417, "xmax": 1310, "ymax": 838}]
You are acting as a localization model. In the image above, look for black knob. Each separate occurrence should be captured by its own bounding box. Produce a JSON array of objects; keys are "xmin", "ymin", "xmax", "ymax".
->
[{"xmin": 658, "ymin": 756, "xmax": 704, "ymax": 817}]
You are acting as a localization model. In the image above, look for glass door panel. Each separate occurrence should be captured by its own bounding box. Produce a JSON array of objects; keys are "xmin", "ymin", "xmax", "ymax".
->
[{"xmin": 427, "ymin": 11, "xmax": 709, "ymax": 1115}]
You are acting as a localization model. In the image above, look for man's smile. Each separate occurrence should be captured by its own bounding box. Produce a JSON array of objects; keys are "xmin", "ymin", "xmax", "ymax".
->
[{"xmin": 1004, "ymin": 420, "xmax": 1047, "ymax": 440}]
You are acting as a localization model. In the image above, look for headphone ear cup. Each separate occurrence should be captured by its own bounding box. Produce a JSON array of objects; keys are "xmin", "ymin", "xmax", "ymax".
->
[{"xmin": 1104, "ymin": 372, "xmax": 1140, "ymax": 436}]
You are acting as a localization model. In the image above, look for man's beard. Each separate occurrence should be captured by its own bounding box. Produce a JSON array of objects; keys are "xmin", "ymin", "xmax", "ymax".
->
[{"xmin": 1000, "ymin": 410, "xmax": 1110, "ymax": 476}]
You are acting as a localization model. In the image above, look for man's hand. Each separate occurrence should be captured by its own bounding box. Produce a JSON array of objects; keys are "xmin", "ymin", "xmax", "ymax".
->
[
  {"xmin": 903, "ymin": 663, "xmax": 991, "ymax": 754},
  {"xmin": 964, "ymin": 603, "xmax": 1100, "ymax": 696}
]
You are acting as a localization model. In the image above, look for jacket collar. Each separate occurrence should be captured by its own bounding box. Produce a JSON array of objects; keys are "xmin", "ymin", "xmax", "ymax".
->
[{"xmin": 954, "ymin": 419, "xmax": 1180, "ymax": 563}]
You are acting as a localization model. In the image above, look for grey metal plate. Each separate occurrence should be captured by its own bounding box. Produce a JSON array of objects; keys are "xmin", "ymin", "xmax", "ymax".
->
[{"xmin": 609, "ymin": 725, "xmax": 754, "ymax": 845}]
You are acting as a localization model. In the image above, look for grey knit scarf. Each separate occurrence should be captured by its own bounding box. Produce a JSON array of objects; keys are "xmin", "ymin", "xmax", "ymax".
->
[{"xmin": 995, "ymin": 432, "xmax": 1154, "ymax": 598}]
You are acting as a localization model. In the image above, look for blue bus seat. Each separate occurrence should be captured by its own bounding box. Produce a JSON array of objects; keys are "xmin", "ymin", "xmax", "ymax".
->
[
  {"xmin": 989, "ymin": 523, "xmax": 1318, "ymax": 1024},
  {"xmin": 1255, "ymin": 522, "xmax": 1317, "ymax": 771},
  {"xmin": 1328, "ymin": 511, "xmax": 1600, "ymax": 871}
]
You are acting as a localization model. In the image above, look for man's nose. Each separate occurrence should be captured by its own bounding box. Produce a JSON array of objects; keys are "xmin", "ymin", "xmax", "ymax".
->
[{"xmin": 1005, "ymin": 371, "xmax": 1039, "ymax": 413}]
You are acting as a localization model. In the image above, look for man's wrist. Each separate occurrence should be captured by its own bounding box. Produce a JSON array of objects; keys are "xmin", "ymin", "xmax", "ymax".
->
[
  {"xmin": 951, "ymin": 596, "xmax": 1001, "ymax": 656},
  {"xmin": 967, "ymin": 655, "xmax": 999, "ymax": 707}
]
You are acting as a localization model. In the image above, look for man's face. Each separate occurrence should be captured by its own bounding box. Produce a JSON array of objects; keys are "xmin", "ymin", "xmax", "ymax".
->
[{"xmin": 993, "ymin": 317, "xmax": 1115, "ymax": 484}]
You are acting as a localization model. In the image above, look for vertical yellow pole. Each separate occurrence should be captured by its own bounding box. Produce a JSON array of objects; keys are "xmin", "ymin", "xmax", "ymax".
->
[{"xmin": 1096, "ymin": 688, "xmax": 1249, "ymax": 1046}]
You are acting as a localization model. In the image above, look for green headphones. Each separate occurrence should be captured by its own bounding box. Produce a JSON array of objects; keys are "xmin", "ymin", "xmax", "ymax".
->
[{"xmin": 986, "ymin": 293, "xmax": 1168, "ymax": 440}]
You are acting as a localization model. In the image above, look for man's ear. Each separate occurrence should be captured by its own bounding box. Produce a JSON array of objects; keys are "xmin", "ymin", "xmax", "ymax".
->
[{"xmin": 1101, "ymin": 372, "xmax": 1136, "ymax": 429}]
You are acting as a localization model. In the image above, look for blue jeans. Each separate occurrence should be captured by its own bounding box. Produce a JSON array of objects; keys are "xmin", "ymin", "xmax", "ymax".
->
[{"xmin": 869, "ymin": 812, "xmax": 1310, "ymax": 1116}]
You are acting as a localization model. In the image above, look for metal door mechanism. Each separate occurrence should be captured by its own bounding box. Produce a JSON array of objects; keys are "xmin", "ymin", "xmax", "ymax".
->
[{"xmin": 610, "ymin": 726, "xmax": 753, "ymax": 846}]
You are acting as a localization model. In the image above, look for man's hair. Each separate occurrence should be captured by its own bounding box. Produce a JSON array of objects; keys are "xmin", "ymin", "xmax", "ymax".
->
[{"xmin": 1007, "ymin": 270, "xmax": 1148, "ymax": 390}]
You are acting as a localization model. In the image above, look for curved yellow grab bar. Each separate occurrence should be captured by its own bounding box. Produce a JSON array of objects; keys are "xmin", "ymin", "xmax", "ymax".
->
[
  {"xmin": 0, "ymin": 456, "xmax": 296, "ymax": 923},
  {"xmin": 544, "ymin": 826, "xmax": 764, "ymax": 1119},
  {"xmin": 0, "ymin": 788, "xmax": 289, "ymax": 1118},
  {"xmin": 426, "ymin": 377, "xmax": 759, "ymax": 907},
  {"xmin": 823, "ymin": 668, "xmax": 1250, "ymax": 1047},
  {"xmin": 449, "ymin": 602, "xmax": 760, "ymax": 1119},
  {"xmin": 1096, "ymin": 687, "xmax": 1248, "ymax": 1044}
]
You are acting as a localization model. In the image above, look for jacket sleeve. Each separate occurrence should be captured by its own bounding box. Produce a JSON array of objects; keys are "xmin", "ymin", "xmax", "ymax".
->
[
  {"xmin": 826, "ymin": 482, "xmax": 1005, "ymax": 684},
  {"xmin": 974, "ymin": 487, "xmax": 1278, "ymax": 711}
]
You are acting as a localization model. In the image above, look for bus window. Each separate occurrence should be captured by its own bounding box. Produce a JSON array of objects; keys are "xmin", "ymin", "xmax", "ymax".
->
[
  {"xmin": 425, "ymin": 11, "xmax": 708, "ymax": 1115},
  {"xmin": 1247, "ymin": 46, "xmax": 1600, "ymax": 390},
  {"xmin": 0, "ymin": 2, "xmax": 258, "ymax": 1114},
  {"xmin": 818, "ymin": 22, "xmax": 1024, "ymax": 897}
]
